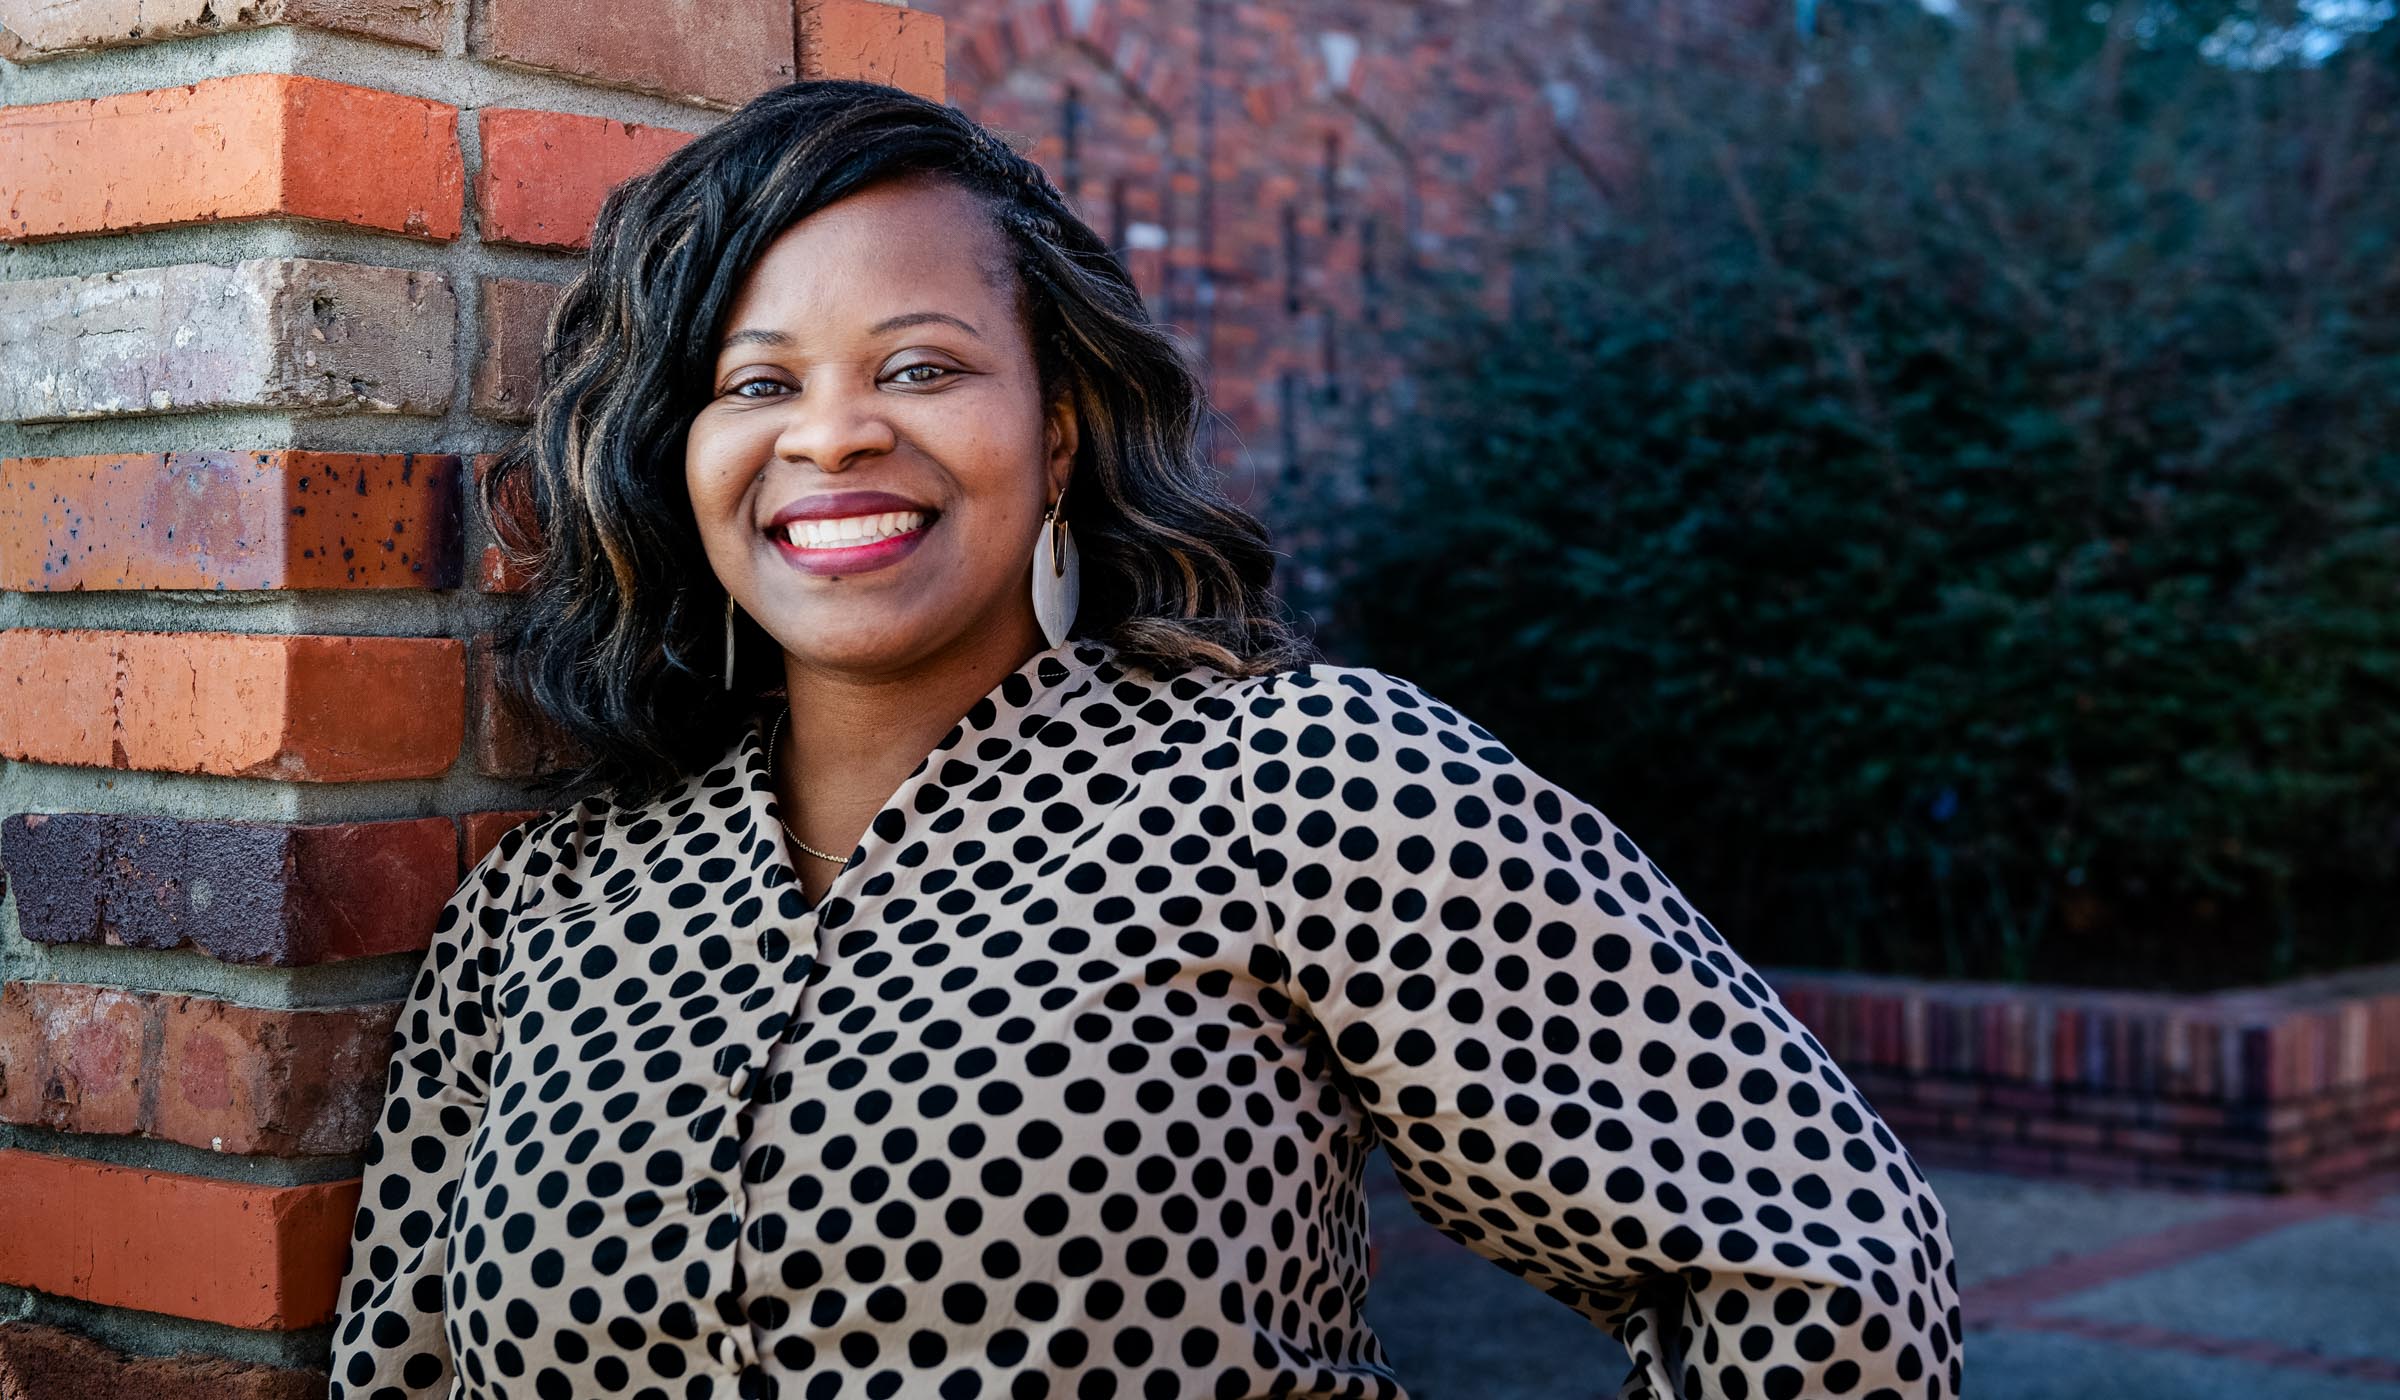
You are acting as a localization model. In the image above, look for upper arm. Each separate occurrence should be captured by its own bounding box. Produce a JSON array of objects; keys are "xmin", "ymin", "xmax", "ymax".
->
[
  {"xmin": 1230, "ymin": 665, "xmax": 1964, "ymax": 1399},
  {"xmin": 329, "ymin": 808, "xmax": 575, "ymax": 1399}
]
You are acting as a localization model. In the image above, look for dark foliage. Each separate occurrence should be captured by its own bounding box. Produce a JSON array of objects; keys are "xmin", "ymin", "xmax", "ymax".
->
[{"xmin": 1302, "ymin": 1, "xmax": 2400, "ymax": 987}]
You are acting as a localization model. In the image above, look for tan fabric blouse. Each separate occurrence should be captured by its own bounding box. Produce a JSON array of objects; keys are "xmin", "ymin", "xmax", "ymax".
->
[{"xmin": 329, "ymin": 637, "xmax": 1963, "ymax": 1400}]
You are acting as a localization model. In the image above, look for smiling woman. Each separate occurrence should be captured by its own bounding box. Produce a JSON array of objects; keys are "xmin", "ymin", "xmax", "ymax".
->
[{"xmin": 327, "ymin": 79, "xmax": 1964, "ymax": 1400}]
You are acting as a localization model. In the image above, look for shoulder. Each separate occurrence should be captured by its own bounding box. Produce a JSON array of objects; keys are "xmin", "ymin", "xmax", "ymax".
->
[
  {"xmin": 449, "ymin": 791, "xmax": 619, "ymax": 930},
  {"xmin": 1230, "ymin": 660, "xmax": 1518, "ymax": 760}
]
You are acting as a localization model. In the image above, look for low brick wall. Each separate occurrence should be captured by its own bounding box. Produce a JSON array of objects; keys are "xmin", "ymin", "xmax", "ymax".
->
[{"xmin": 1766, "ymin": 962, "xmax": 2400, "ymax": 1192}]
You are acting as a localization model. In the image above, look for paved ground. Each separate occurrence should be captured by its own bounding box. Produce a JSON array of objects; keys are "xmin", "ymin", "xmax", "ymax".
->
[{"xmin": 1360, "ymin": 1156, "xmax": 2400, "ymax": 1398}]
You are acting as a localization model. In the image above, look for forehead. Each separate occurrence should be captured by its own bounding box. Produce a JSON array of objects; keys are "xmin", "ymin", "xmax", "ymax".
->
[{"xmin": 718, "ymin": 175, "xmax": 1016, "ymax": 339}]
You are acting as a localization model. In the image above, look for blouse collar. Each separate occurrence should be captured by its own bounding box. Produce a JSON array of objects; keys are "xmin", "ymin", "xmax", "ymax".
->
[{"xmin": 695, "ymin": 636, "xmax": 1122, "ymax": 914}]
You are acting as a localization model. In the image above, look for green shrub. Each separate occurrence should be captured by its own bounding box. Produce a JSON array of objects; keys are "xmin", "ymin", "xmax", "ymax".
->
[{"xmin": 1295, "ymin": 1, "xmax": 2400, "ymax": 988}]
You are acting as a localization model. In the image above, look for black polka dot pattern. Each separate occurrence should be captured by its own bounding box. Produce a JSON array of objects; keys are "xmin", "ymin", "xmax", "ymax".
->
[{"xmin": 331, "ymin": 638, "xmax": 1962, "ymax": 1400}]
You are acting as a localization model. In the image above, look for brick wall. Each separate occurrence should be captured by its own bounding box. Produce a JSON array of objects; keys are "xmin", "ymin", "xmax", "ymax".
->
[
  {"xmin": 1769, "ymin": 962, "xmax": 2400, "ymax": 1192},
  {"xmin": 914, "ymin": 0, "xmax": 1624, "ymax": 626},
  {"xmin": 0, "ymin": 1, "xmax": 940, "ymax": 1389}
]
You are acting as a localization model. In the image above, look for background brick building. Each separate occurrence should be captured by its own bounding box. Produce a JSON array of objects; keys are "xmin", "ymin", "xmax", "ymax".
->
[{"xmin": 0, "ymin": 0, "xmax": 1619, "ymax": 1388}]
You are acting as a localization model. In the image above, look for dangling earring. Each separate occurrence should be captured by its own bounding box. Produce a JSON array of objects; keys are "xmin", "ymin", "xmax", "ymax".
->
[
  {"xmin": 1031, "ymin": 480, "xmax": 1080, "ymax": 648},
  {"xmin": 722, "ymin": 593, "xmax": 737, "ymax": 692}
]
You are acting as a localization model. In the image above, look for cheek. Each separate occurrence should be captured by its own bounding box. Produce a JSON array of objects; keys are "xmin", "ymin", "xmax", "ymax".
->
[{"xmin": 684, "ymin": 416, "xmax": 763, "ymax": 523}]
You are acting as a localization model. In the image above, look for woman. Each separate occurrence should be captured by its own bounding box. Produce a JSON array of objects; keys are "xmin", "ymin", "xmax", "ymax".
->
[{"xmin": 331, "ymin": 79, "xmax": 1962, "ymax": 1400}]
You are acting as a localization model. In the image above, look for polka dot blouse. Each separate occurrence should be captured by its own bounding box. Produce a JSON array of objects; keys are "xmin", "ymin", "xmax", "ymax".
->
[{"xmin": 331, "ymin": 637, "xmax": 1963, "ymax": 1400}]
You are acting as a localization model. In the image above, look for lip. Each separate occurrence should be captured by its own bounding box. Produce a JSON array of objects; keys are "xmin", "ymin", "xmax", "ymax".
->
[
  {"xmin": 764, "ymin": 489, "xmax": 939, "ymax": 578},
  {"xmin": 764, "ymin": 489, "xmax": 939, "ymax": 530}
]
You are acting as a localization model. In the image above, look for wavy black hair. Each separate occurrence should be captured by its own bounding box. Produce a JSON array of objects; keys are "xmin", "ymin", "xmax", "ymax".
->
[{"xmin": 485, "ymin": 78, "xmax": 1318, "ymax": 805}]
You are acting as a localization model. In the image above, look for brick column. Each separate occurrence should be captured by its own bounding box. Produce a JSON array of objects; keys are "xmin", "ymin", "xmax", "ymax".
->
[{"xmin": 0, "ymin": 1, "xmax": 942, "ymax": 1388}]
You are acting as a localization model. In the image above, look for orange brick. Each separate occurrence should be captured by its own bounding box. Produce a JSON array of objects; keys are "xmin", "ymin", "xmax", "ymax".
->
[
  {"xmin": 0, "ymin": 629, "xmax": 463, "ymax": 781},
  {"xmin": 798, "ymin": 0, "xmax": 947, "ymax": 101},
  {"xmin": 475, "ymin": 108, "xmax": 694, "ymax": 252},
  {"xmin": 0, "ymin": 73, "xmax": 463, "ymax": 243},
  {"xmin": 0, "ymin": 1149, "xmax": 359, "ymax": 1330},
  {"xmin": 462, "ymin": 807, "xmax": 550, "ymax": 868},
  {"xmin": 0, "ymin": 451, "xmax": 462, "ymax": 591}
]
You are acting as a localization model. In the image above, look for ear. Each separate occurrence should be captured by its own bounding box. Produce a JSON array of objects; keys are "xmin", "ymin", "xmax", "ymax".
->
[{"xmin": 1043, "ymin": 388, "xmax": 1080, "ymax": 505}]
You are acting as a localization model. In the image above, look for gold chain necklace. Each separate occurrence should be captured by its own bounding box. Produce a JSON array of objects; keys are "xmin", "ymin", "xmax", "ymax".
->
[{"xmin": 764, "ymin": 705, "xmax": 851, "ymax": 867}]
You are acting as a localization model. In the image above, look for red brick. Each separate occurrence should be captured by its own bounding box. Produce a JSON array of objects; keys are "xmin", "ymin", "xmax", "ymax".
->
[
  {"xmin": 481, "ymin": 0, "xmax": 793, "ymax": 109},
  {"xmin": 0, "ymin": 451, "xmax": 461, "ymax": 591},
  {"xmin": 472, "ymin": 278, "xmax": 565, "ymax": 421},
  {"xmin": 472, "ymin": 633, "xmax": 586, "ymax": 778},
  {"xmin": 0, "ymin": 629, "xmax": 463, "ymax": 781},
  {"xmin": 0, "ymin": 0, "xmax": 449, "ymax": 60},
  {"xmin": 0, "ymin": 982, "xmax": 398, "ymax": 1155},
  {"xmin": 0, "ymin": 1149, "xmax": 358, "ymax": 1330},
  {"xmin": 462, "ymin": 808, "xmax": 550, "ymax": 868},
  {"xmin": 474, "ymin": 109, "xmax": 694, "ymax": 252},
  {"xmin": 0, "ymin": 74, "xmax": 463, "ymax": 243},
  {"xmin": 0, "ymin": 983, "xmax": 149, "ymax": 1137},
  {"xmin": 798, "ymin": 0, "xmax": 947, "ymax": 100},
  {"xmin": 2, "ymin": 812, "xmax": 456, "ymax": 965},
  {"xmin": 0, "ymin": 1322, "xmax": 321, "ymax": 1400}
]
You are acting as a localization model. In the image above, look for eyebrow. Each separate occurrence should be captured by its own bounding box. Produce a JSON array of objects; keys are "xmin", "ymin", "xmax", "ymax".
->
[{"xmin": 717, "ymin": 311, "xmax": 982, "ymax": 353}]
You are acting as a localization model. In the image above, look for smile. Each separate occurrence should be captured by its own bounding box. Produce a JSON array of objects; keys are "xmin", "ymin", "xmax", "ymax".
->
[{"xmin": 767, "ymin": 510, "xmax": 936, "ymax": 576}]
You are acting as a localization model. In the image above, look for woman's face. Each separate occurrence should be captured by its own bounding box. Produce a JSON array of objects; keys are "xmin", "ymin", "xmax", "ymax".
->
[{"xmin": 685, "ymin": 173, "xmax": 1077, "ymax": 680}]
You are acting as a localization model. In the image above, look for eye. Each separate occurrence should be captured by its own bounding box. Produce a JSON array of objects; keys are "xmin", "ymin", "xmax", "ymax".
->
[
  {"xmin": 891, "ymin": 362, "xmax": 955, "ymax": 386},
  {"xmin": 726, "ymin": 376, "xmax": 788, "ymax": 399}
]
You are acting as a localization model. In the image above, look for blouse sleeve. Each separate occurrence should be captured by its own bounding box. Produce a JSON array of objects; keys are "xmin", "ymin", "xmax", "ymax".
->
[
  {"xmin": 329, "ymin": 811, "xmax": 558, "ymax": 1400},
  {"xmin": 1230, "ymin": 666, "xmax": 1963, "ymax": 1400}
]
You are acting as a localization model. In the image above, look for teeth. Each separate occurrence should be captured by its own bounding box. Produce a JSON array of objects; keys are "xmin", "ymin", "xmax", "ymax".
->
[{"xmin": 779, "ymin": 510, "xmax": 929, "ymax": 549}]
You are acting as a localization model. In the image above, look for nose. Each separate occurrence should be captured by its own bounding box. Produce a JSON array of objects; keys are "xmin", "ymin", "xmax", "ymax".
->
[{"xmin": 770, "ymin": 375, "xmax": 900, "ymax": 472}]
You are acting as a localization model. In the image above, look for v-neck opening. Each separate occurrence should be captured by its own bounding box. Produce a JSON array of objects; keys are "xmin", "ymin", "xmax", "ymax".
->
[{"xmin": 731, "ymin": 637, "xmax": 1116, "ymax": 916}]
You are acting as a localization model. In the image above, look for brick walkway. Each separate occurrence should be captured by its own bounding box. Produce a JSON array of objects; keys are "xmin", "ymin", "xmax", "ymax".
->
[{"xmin": 1361, "ymin": 1160, "xmax": 2400, "ymax": 1398}]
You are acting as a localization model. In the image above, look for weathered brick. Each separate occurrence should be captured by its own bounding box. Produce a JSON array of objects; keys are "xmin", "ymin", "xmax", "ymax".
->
[
  {"xmin": 0, "ymin": 629, "xmax": 463, "ymax": 781},
  {"xmin": 0, "ymin": 982, "xmax": 398, "ymax": 1155},
  {"xmin": 480, "ymin": 0, "xmax": 794, "ymax": 108},
  {"xmin": 0, "ymin": 812, "xmax": 457, "ymax": 965},
  {"xmin": 472, "ymin": 277, "xmax": 565, "ymax": 418},
  {"xmin": 0, "ymin": 451, "xmax": 462, "ymax": 591},
  {"xmin": 0, "ymin": 1149, "xmax": 357, "ymax": 1330},
  {"xmin": 0, "ymin": 259, "xmax": 454, "ymax": 424},
  {"xmin": 0, "ymin": 983, "xmax": 148, "ymax": 1137},
  {"xmin": 0, "ymin": 0, "xmax": 449, "ymax": 59},
  {"xmin": 798, "ymin": 0, "xmax": 947, "ymax": 100},
  {"xmin": 0, "ymin": 74, "xmax": 463, "ymax": 244},
  {"xmin": 474, "ymin": 109, "xmax": 694, "ymax": 252},
  {"xmin": 461, "ymin": 807, "xmax": 549, "ymax": 868},
  {"xmin": 0, "ymin": 1322, "xmax": 322, "ymax": 1400},
  {"xmin": 471, "ymin": 633, "xmax": 585, "ymax": 778}
]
